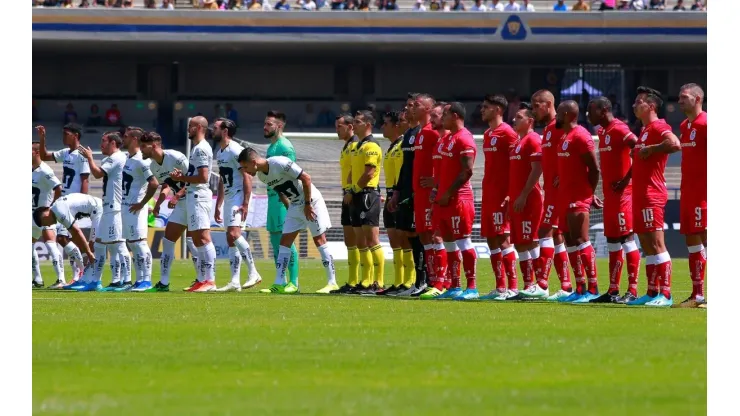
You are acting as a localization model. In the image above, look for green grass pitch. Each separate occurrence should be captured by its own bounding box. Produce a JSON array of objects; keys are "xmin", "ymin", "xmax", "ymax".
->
[{"xmin": 33, "ymin": 258, "xmax": 706, "ymax": 415}]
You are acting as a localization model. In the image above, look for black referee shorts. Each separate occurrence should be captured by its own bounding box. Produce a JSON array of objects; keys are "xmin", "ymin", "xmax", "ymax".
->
[
  {"xmin": 395, "ymin": 195, "xmax": 415, "ymax": 233},
  {"xmin": 383, "ymin": 196, "xmax": 396, "ymax": 229},
  {"xmin": 351, "ymin": 189, "xmax": 381, "ymax": 228},
  {"xmin": 341, "ymin": 202, "xmax": 352, "ymax": 227}
]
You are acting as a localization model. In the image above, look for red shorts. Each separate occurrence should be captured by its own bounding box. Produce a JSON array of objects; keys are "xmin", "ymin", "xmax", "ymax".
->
[
  {"xmin": 603, "ymin": 191, "xmax": 633, "ymax": 238},
  {"xmin": 414, "ymin": 199, "xmax": 433, "ymax": 234},
  {"xmin": 680, "ymin": 195, "xmax": 707, "ymax": 235},
  {"xmin": 633, "ymin": 202, "xmax": 666, "ymax": 234},
  {"xmin": 438, "ymin": 199, "xmax": 475, "ymax": 240},
  {"xmin": 509, "ymin": 191, "xmax": 543, "ymax": 245},
  {"xmin": 558, "ymin": 196, "xmax": 593, "ymax": 233},
  {"xmin": 481, "ymin": 198, "xmax": 510, "ymax": 238},
  {"xmin": 541, "ymin": 188, "xmax": 559, "ymax": 229}
]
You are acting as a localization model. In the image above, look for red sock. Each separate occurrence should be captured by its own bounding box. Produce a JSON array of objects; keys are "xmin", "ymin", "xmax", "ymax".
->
[
  {"xmin": 424, "ymin": 247, "xmax": 435, "ymax": 285},
  {"xmin": 656, "ymin": 255, "xmax": 672, "ymax": 299},
  {"xmin": 554, "ymin": 248, "xmax": 572, "ymax": 291},
  {"xmin": 688, "ymin": 246, "xmax": 706, "ymax": 299},
  {"xmin": 447, "ymin": 249, "xmax": 461, "ymax": 289},
  {"xmin": 608, "ymin": 247, "xmax": 624, "ymax": 295},
  {"xmin": 579, "ymin": 243, "xmax": 598, "ymax": 295},
  {"xmin": 490, "ymin": 249, "xmax": 506, "ymax": 291},
  {"xmin": 624, "ymin": 247, "xmax": 641, "ymax": 296},
  {"xmin": 568, "ymin": 248, "xmax": 586, "ymax": 294},
  {"xmin": 460, "ymin": 247, "xmax": 477, "ymax": 290},
  {"xmin": 502, "ymin": 248, "xmax": 518, "ymax": 291},
  {"xmin": 519, "ymin": 258, "xmax": 534, "ymax": 288},
  {"xmin": 536, "ymin": 245, "xmax": 554, "ymax": 290},
  {"xmin": 433, "ymin": 247, "xmax": 447, "ymax": 291},
  {"xmin": 646, "ymin": 261, "xmax": 658, "ymax": 297}
]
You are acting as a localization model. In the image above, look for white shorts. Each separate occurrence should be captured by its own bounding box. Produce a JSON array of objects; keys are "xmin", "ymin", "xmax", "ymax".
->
[
  {"xmin": 122, "ymin": 204, "xmax": 148, "ymax": 241},
  {"xmin": 186, "ymin": 190, "xmax": 212, "ymax": 231},
  {"xmin": 283, "ymin": 196, "xmax": 332, "ymax": 237},
  {"xmin": 32, "ymin": 217, "xmax": 52, "ymax": 241},
  {"xmin": 223, "ymin": 192, "xmax": 253, "ymax": 228},
  {"xmin": 98, "ymin": 210, "xmax": 123, "ymax": 243},
  {"xmin": 55, "ymin": 223, "xmax": 70, "ymax": 238},
  {"xmin": 168, "ymin": 199, "xmax": 187, "ymax": 227}
]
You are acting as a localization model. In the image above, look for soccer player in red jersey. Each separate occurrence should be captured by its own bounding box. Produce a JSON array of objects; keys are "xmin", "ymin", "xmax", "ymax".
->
[
  {"xmin": 555, "ymin": 101, "xmax": 603, "ymax": 303},
  {"xmin": 422, "ymin": 102, "xmax": 479, "ymax": 300},
  {"xmin": 531, "ymin": 90, "xmax": 573, "ymax": 301},
  {"xmin": 477, "ymin": 95, "xmax": 521, "ymax": 301},
  {"xmin": 505, "ymin": 103, "xmax": 546, "ymax": 300},
  {"xmin": 674, "ymin": 83, "xmax": 707, "ymax": 308},
  {"xmin": 628, "ymin": 86, "xmax": 681, "ymax": 307},
  {"xmin": 587, "ymin": 97, "xmax": 642, "ymax": 304}
]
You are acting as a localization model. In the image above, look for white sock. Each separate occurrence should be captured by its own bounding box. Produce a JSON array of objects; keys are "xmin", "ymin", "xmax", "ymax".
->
[
  {"xmin": 275, "ymin": 245, "xmax": 291, "ymax": 285},
  {"xmin": 107, "ymin": 242, "xmax": 124, "ymax": 284},
  {"xmin": 577, "ymin": 241, "xmax": 592, "ymax": 251},
  {"xmin": 117, "ymin": 242, "xmax": 132, "ymax": 283},
  {"xmin": 187, "ymin": 237, "xmax": 199, "ymax": 274},
  {"xmin": 234, "ymin": 236, "xmax": 257, "ymax": 274},
  {"xmin": 136, "ymin": 240, "xmax": 153, "ymax": 283},
  {"xmin": 554, "ymin": 243, "xmax": 567, "ymax": 254},
  {"xmin": 32, "ymin": 245, "xmax": 42, "ymax": 284},
  {"xmin": 317, "ymin": 244, "xmax": 336, "ymax": 286},
  {"xmin": 128, "ymin": 242, "xmax": 143, "ymax": 283},
  {"xmin": 198, "ymin": 242, "xmax": 217, "ymax": 282},
  {"xmin": 608, "ymin": 242, "xmax": 624, "ymax": 255},
  {"xmin": 91, "ymin": 242, "xmax": 107, "ymax": 283},
  {"xmin": 529, "ymin": 246, "xmax": 541, "ymax": 260},
  {"xmin": 44, "ymin": 241, "xmax": 65, "ymax": 283},
  {"xmin": 160, "ymin": 238, "xmax": 175, "ymax": 285},
  {"xmin": 622, "ymin": 240, "xmax": 639, "ymax": 253},
  {"xmin": 229, "ymin": 246, "xmax": 242, "ymax": 285},
  {"xmin": 540, "ymin": 237, "xmax": 554, "ymax": 249},
  {"xmin": 63, "ymin": 242, "xmax": 84, "ymax": 281}
]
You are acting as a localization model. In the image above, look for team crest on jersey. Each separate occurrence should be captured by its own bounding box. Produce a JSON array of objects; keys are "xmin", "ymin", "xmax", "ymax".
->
[
  {"xmin": 515, "ymin": 144, "xmax": 522, "ymax": 153},
  {"xmin": 605, "ymin": 135, "xmax": 611, "ymax": 145},
  {"xmin": 545, "ymin": 131, "xmax": 551, "ymax": 141},
  {"xmin": 562, "ymin": 141, "xmax": 568, "ymax": 150},
  {"xmin": 419, "ymin": 135, "xmax": 424, "ymax": 144},
  {"xmin": 640, "ymin": 132, "xmax": 648, "ymax": 142},
  {"xmin": 437, "ymin": 142, "xmax": 444, "ymax": 153},
  {"xmin": 447, "ymin": 140, "xmax": 454, "ymax": 151},
  {"xmin": 409, "ymin": 135, "xmax": 415, "ymax": 145},
  {"xmin": 690, "ymin": 130, "xmax": 696, "ymax": 140},
  {"xmin": 491, "ymin": 137, "xmax": 498, "ymax": 146}
]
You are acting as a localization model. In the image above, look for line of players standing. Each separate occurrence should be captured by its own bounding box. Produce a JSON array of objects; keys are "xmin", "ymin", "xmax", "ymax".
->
[{"xmin": 332, "ymin": 84, "xmax": 707, "ymax": 308}]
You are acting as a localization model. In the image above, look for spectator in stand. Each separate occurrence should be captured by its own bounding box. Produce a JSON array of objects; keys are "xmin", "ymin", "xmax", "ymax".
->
[
  {"xmin": 673, "ymin": 0, "xmax": 686, "ymax": 10},
  {"xmin": 572, "ymin": 0, "xmax": 590, "ymax": 10},
  {"xmin": 413, "ymin": 0, "xmax": 427, "ymax": 10},
  {"xmin": 63, "ymin": 103, "xmax": 78, "ymax": 124},
  {"xmin": 600, "ymin": 0, "xmax": 615, "ymax": 9},
  {"xmin": 275, "ymin": 0, "xmax": 291, "ymax": 8},
  {"xmin": 503, "ymin": 0, "xmax": 520, "ymax": 11},
  {"xmin": 105, "ymin": 104, "xmax": 122, "ymax": 127},
  {"xmin": 346, "ymin": 0, "xmax": 358, "ymax": 9},
  {"xmin": 358, "ymin": 0, "xmax": 370, "ymax": 10},
  {"xmin": 617, "ymin": 0, "xmax": 630, "ymax": 9},
  {"xmin": 691, "ymin": 0, "xmax": 704, "ymax": 10},
  {"xmin": 225, "ymin": 103, "xmax": 238, "ymax": 126},
  {"xmin": 330, "ymin": 0, "xmax": 344, "ymax": 8},
  {"xmin": 649, "ymin": 0, "xmax": 665, "ymax": 9},
  {"xmin": 161, "ymin": 0, "xmax": 175, "ymax": 8},
  {"xmin": 302, "ymin": 104, "xmax": 318, "ymax": 128},
  {"xmin": 470, "ymin": 0, "xmax": 486, "ymax": 11},
  {"xmin": 521, "ymin": 0, "xmax": 535, "ymax": 11},
  {"xmin": 553, "ymin": 0, "xmax": 567, "ymax": 11},
  {"xmin": 248, "ymin": 0, "xmax": 264, "ymax": 10},
  {"xmin": 428, "ymin": 0, "xmax": 440, "ymax": 9},
  {"xmin": 630, "ymin": 0, "xmax": 646, "ymax": 10},
  {"xmin": 297, "ymin": 0, "xmax": 317, "ymax": 9},
  {"xmin": 61, "ymin": 0, "xmax": 73, "ymax": 8},
  {"xmin": 87, "ymin": 104, "xmax": 102, "ymax": 126},
  {"xmin": 79, "ymin": 0, "xmax": 91, "ymax": 7},
  {"xmin": 441, "ymin": 0, "xmax": 451, "ymax": 10},
  {"xmin": 490, "ymin": 0, "xmax": 504, "ymax": 10},
  {"xmin": 200, "ymin": 0, "xmax": 218, "ymax": 9},
  {"xmin": 451, "ymin": 0, "xmax": 465, "ymax": 10}
]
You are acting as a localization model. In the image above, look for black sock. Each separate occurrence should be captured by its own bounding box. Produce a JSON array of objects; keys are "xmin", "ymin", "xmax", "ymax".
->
[{"xmin": 410, "ymin": 236, "xmax": 427, "ymax": 288}]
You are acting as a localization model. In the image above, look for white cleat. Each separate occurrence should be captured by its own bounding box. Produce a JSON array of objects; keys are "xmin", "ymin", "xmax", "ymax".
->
[
  {"xmin": 519, "ymin": 285, "xmax": 549, "ymax": 299},
  {"xmin": 242, "ymin": 272, "xmax": 263, "ymax": 289},
  {"xmin": 216, "ymin": 281, "xmax": 242, "ymax": 292},
  {"xmin": 546, "ymin": 289, "xmax": 573, "ymax": 301}
]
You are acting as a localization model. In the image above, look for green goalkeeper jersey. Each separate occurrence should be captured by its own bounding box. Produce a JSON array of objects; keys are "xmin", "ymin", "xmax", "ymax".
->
[{"xmin": 265, "ymin": 136, "xmax": 296, "ymax": 199}]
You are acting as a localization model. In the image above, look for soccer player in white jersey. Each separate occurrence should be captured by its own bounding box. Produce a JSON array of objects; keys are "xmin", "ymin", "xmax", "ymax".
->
[
  {"xmin": 32, "ymin": 142, "xmax": 64, "ymax": 289},
  {"xmin": 79, "ymin": 131, "xmax": 131, "ymax": 291},
  {"xmin": 169, "ymin": 116, "xmax": 219, "ymax": 292},
  {"xmin": 212, "ymin": 118, "xmax": 262, "ymax": 292},
  {"xmin": 121, "ymin": 127, "xmax": 159, "ymax": 291},
  {"xmin": 139, "ymin": 131, "xmax": 190, "ymax": 292},
  {"xmin": 35, "ymin": 124, "xmax": 87, "ymax": 283},
  {"xmin": 33, "ymin": 193, "xmax": 103, "ymax": 291},
  {"xmin": 238, "ymin": 148, "xmax": 336, "ymax": 294}
]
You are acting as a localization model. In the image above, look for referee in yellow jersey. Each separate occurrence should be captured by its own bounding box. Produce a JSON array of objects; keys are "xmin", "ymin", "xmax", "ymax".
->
[
  {"xmin": 331, "ymin": 114, "xmax": 360, "ymax": 294},
  {"xmin": 344, "ymin": 110, "xmax": 384, "ymax": 295}
]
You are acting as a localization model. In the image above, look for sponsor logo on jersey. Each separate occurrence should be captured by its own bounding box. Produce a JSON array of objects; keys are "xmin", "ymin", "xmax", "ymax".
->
[
  {"xmin": 602, "ymin": 146, "xmax": 613, "ymax": 152},
  {"xmin": 509, "ymin": 155, "xmax": 522, "ymax": 160}
]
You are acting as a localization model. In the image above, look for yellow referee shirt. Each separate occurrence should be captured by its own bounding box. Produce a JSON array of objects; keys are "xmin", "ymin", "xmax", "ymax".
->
[
  {"xmin": 351, "ymin": 135, "xmax": 382, "ymax": 191},
  {"xmin": 340, "ymin": 136, "xmax": 358, "ymax": 191},
  {"xmin": 383, "ymin": 137, "xmax": 403, "ymax": 194}
]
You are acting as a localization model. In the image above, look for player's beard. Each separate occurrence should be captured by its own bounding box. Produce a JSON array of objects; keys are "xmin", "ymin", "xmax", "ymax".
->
[{"xmin": 264, "ymin": 130, "xmax": 275, "ymax": 139}]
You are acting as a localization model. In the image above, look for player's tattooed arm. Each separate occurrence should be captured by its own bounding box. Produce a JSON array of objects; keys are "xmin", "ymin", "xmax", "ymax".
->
[
  {"xmin": 639, "ymin": 132, "xmax": 681, "ymax": 159},
  {"xmin": 446, "ymin": 154, "xmax": 474, "ymax": 195}
]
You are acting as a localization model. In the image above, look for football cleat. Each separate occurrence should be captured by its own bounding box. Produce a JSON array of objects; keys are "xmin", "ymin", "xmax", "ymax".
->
[
  {"xmin": 615, "ymin": 292, "xmax": 638, "ymax": 304},
  {"xmin": 144, "ymin": 281, "xmax": 169, "ymax": 292},
  {"xmin": 453, "ymin": 288, "xmax": 480, "ymax": 301},
  {"xmin": 131, "ymin": 281, "xmax": 152, "ymax": 292},
  {"xmin": 358, "ymin": 282, "xmax": 380, "ymax": 296},
  {"xmin": 77, "ymin": 281, "xmax": 103, "ymax": 292},
  {"xmin": 672, "ymin": 297, "xmax": 706, "ymax": 309},
  {"xmin": 546, "ymin": 289, "xmax": 573, "ymax": 301},
  {"xmin": 391, "ymin": 285, "xmax": 417, "ymax": 297},
  {"xmin": 216, "ymin": 282, "xmax": 242, "ymax": 292},
  {"xmin": 47, "ymin": 280, "xmax": 66, "ymax": 290},
  {"xmin": 558, "ymin": 291, "xmax": 584, "ymax": 303},
  {"xmin": 376, "ymin": 285, "xmax": 399, "ymax": 296},
  {"xmin": 410, "ymin": 283, "xmax": 428, "ymax": 297},
  {"xmin": 242, "ymin": 272, "xmax": 262, "ymax": 290},
  {"xmin": 329, "ymin": 283, "xmax": 355, "ymax": 294},
  {"xmin": 626, "ymin": 294, "xmax": 657, "ymax": 306},
  {"xmin": 182, "ymin": 280, "xmax": 198, "ymax": 292},
  {"xmin": 436, "ymin": 287, "xmax": 463, "ymax": 300},
  {"xmin": 192, "ymin": 281, "xmax": 217, "ymax": 293},
  {"xmin": 419, "ymin": 287, "xmax": 446, "ymax": 300},
  {"xmin": 589, "ymin": 292, "xmax": 620, "ymax": 304},
  {"xmin": 101, "ymin": 282, "xmax": 124, "ymax": 292},
  {"xmin": 63, "ymin": 280, "xmax": 87, "ymax": 290},
  {"xmin": 113, "ymin": 282, "xmax": 134, "ymax": 292},
  {"xmin": 316, "ymin": 283, "xmax": 340, "ymax": 294},
  {"xmin": 519, "ymin": 285, "xmax": 549, "ymax": 299},
  {"xmin": 645, "ymin": 294, "xmax": 673, "ymax": 307},
  {"xmin": 479, "ymin": 289, "xmax": 508, "ymax": 300},
  {"xmin": 572, "ymin": 292, "xmax": 600, "ymax": 303},
  {"xmin": 259, "ymin": 282, "xmax": 298, "ymax": 294},
  {"xmin": 32, "ymin": 281, "xmax": 45, "ymax": 289}
]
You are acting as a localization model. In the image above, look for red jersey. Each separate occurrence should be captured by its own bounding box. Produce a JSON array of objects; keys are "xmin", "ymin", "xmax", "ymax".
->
[
  {"xmin": 541, "ymin": 119, "xmax": 565, "ymax": 191},
  {"xmin": 679, "ymin": 111, "xmax": 707, "ymax": 197},
  {"xmin": 633, "ymin": 118, "xmax": 673, "ymax": 204},
  {"xmin": 412, "ymin": 123, "xmax": 440, "ymax": 194},
  {"xmin": 508, "ymin": 131, "xmax": 543, "ymax": 199},
  {"xmin": 557, "ymin": 125, "xmax": 597, "ymax": 203},
  {"xmin": 482, "ymin": 123, "xmax": 518, "ymax": 203},
  {"xmin": 437, "ymin": 128, "xmax": 476, "ymax": 202},
  {"xmin": 433, "ymin": 132, "xmax": 449, "ymax": 178},
  {"xmin": 597, "ymin": 119, "xmax": 637, "ymax": 192}
]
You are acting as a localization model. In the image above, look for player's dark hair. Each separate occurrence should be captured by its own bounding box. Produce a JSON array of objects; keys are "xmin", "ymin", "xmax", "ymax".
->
[
  {"xmin": 519, "ymin": 102, "xmax": 534, "ymax": 119},
  {"xmin": 636, "ymin": 86, "xmax": 664, "ymax": 108},
  {"xmin": 216, "ymin": 118, "xmax": 237, "ymax": 137},
  {"xmin": 484, "ymin": 94, "xmax": 508, "ymax": 110},
  {"xmin": 266, "ymin": 110, "xmax": 286, "ymax": 124},
  {"xmin": 355, "ymin": 110, "xmax": 376, "ymax": 127},
  {"xmin": 336, "ymin": 113, "xmax": 354, "ymax": 126},
  {"xmin": 589, "ymin": 96, "xmax": 612, "ymax": 112},
  {"xmin": 434, "ymin": 101, "xmax": 448, "ymax": 110},
  {"xmin": 63, "ymin": 123, "xmax": 83, "ymax": 140},
  {"xmin": 104, "ymin": 131, "xmax": 123, "ymax": 148},
  {"xmin": 33, "ymin": 207, "xmax": 49, "ymax": 228},
  {"xmin": 140, "ymin": 131, "xmax": 162, "ymax": 144},
  {"xmin": 384, "ymin": 111, "xmax": 402, "ymax": 124},
  {"xmin": 125, "ymin": 126, "xmax": 145, "ymax": 141},
  {"xmin": 680, "ymin": 83, "xmax": 705, "ymax": 99},
  {"xmin": 407, "ymin": 92, "xmax": 419, "ymax": 100},
  {"xmin": 238, "ymin": 147, "xmax": 259, "ymax": 163},
  {"xmin": 446, "ymin": 102, "xmax": 467, "ymax": 119},
  {"xmin": 416, "ymin": 93, "xmax": 436, "ymax": 106}
]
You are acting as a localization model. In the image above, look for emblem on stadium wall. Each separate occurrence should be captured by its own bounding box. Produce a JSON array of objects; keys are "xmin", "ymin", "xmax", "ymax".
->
[{"xmin": 501, "ymin": 15, "xmax": 528, "ymax": 41}]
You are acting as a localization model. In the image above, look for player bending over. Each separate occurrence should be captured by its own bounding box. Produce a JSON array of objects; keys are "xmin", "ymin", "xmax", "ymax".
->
[
  {"xmin": 32, "ymin": 142, "xmax": 64, "ymax": 289},
  {"xmin": 239, "ymin": 148, "xmax": 336, "ymax": 294}
]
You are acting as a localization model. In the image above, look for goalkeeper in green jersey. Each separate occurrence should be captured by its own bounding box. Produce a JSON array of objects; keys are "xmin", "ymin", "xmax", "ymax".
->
[{"xmin": 262, "ymin": 110, "xmax": 300, "ymax": 287}]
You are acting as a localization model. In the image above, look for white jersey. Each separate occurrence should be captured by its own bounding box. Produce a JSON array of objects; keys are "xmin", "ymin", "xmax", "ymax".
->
[
  {"xmin": 53, "ymin": 148, "xmax": 90, "ymax": 195},
  {"xmin": 149, "ymin": 149, "xmax": 189, "ymax": 193},
  {"xmin": 187, "ymin": 139, "xmax": 213, "ymax": 193},
  {"xmin": 216, "ymin": 140, "xmax": 245, "ymax": 199},
  {"xmin": 51, "ymin": 193, "xmax": 100, "ymax": 230},
  {"xmin": 122, "ymin": 151, "xmax": 154, "ymax": 205},
  {"xmin": 100, "ymin": 150, "xmax": 127, "ymax": 211},
  {"xmin": 32, "ymin": 162, "xmax": 62, "ymax": 212},
  {"xmin": 257, "ymin": 156, "xmax": 321, "ymax": 205}
]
